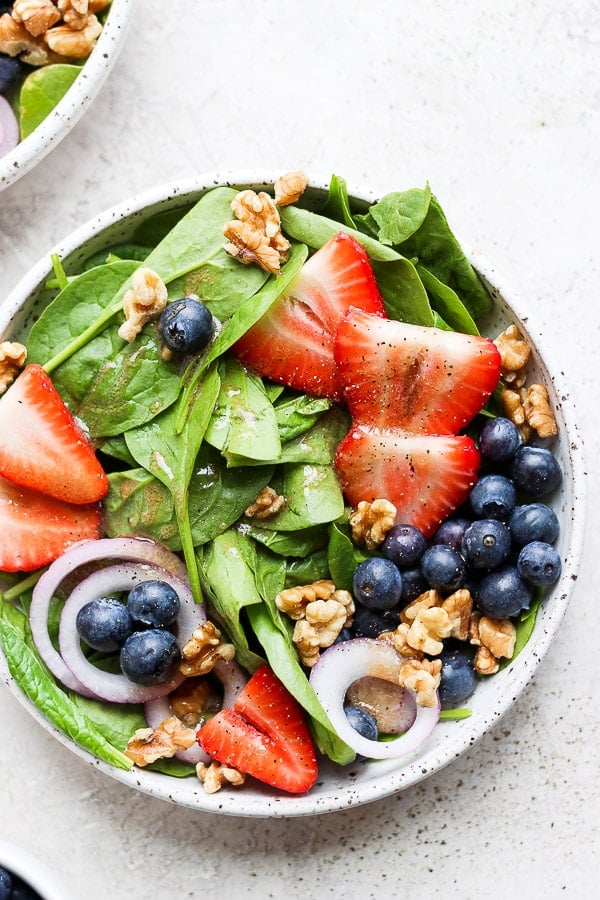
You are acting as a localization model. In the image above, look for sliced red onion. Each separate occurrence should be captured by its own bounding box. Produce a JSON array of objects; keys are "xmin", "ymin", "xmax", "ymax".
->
[
  {"xmin": 59, "ymin": 562, "xmax": 206, "ymax": 703},
  {"xmin": 309, "ymin": 638, "xmax": 440, "ymax": 760},
  {"xmin": 0, "ymin": 96, "xmax": 19, "ymax": 159},
  {"xmin": 30, "ymin": 538, "xmax": 190, "ymax": 694},
  {"xmin": 144, "ymin": 659, "xmax": 248, "ymax": 765}
]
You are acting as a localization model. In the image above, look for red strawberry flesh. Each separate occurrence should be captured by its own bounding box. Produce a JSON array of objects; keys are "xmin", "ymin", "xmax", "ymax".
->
[
  {"xmin": 0, "ymin": 364, "xmax": 108, "ymax": 504},
  {"xmin": 334, "ymin": 425, "xmax": 481, "ymax": 538},
  {"xmin": 233, "ymin": 231, "xmax": 386, "ymax": 399},
  {"xmin": 334, "ymin": 308, "xmax": 501, "ymax": 432},
  {"xmin": 0, "ymin": 475, "xmax": 102, "ymax": 572},
  {"xmin": 197, "ymin": 665, "xmax": 318, "ymax": 793}
]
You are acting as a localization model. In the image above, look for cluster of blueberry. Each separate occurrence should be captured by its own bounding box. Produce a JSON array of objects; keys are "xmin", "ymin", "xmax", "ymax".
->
[
  {"xmin": 0, "ymin": 864, "xmax": 40, "ymax": 900},
  {"xmin": 343, "ymin": 417, "xmax": 563, "ymax": 731},
  {"xmin": 75, "ymin": 580, "xmax": 183, "ymax": 685}
]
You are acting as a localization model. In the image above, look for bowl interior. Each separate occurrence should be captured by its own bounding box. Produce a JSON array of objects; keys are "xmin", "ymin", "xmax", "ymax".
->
[
  {"xmin": 0, "ymin": 0, "xmax": 136, "ymax": 192},
  {"xmin": 0, "ymin": 174, "xmax": 586, "ymax": 817}
]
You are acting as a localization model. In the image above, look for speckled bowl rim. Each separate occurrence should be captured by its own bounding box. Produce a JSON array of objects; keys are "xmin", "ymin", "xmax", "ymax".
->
[
  {"xmin": 0, "ymin": 839, "xmax": 76, "ymax": 899},
  {"xmin": 0, "ymin": 0, "xmax": 136, "ymax": 192},
  {"xmin": 0, "ymin": 171, "xmax": 587, "ymax": 817}
]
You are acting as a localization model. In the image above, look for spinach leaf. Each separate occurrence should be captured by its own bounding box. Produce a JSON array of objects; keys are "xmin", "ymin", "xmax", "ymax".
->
[
  {"xmin": 398, "ymin": 195, "xmax": 492, "ymax": 319},
  {"xmin": 320, "ymin": 174, "xmax": 358, "ymax": 228},
  {"xmin": 132, "ymin": 205, "xmax": 194, "ymax": 245},
  {"xmin": 356, "ymin": 186, "xmax": 432, "ymax": 246},
  {"xmin": 284, "ymin": 550, "xmax": 331, "ymax": 586},
  {"xmin": 417, "ymin": 264, "xmax": 479, "ymax": 335},
  {"xmin": 196, "ymin": 532, "xmax": 265, "ymax": 673},
  {"xmin": 97, "ymin": 434, "xmax": 138, "ymax": 467},
  {"xmin": 19, "ymin": 64, "xmax": 80, "ymax": 139},
  {"xmin": 244, "ymin": 523, "xmax": 329, "ymax": 558},
  {"xmin": 257, "ymin": 463, "xmax": 345, "ymax": 532},
  {"xmin": 125, "ymin": 365, "xmax": 222, "ymax": 600},
  {"xmin": 105, "ymin": 449, "xmax": 274, "ymax": 549},
  {"xmin": 204, "ymin": 358, "xmax": 281, "ymax": 462},
  {"xmin": 278, "ymin": 206, "xmax": 434, "ymax": 326},
  {"xmin": 327, "ymin": 522, "xmax": 370, "ymax": 592},
  {"xmin": 274, "ymin": 393, "xmax": 332, "ymax": 442},
  {"xmin": 0, "ymin": 605, "xmax": 132, "ymax": 770}
]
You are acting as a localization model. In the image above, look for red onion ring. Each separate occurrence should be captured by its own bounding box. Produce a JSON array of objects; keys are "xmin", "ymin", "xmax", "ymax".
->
[
  {"xmin": 309, "ymin": 638, "xmax": 440, "ymax": 760},
  {"xmin": 0, "ymin": 96, "xmax": 19, "ymax": 159},
  {"xmin": 144, "ymin": 659, "xmax": 249, "ymax": 765},
  {"xmin": 59, "ymin": 562, "xmax": 206, "ymax": 703},
  {"xmin": 30, "ymin": 538, "xmax": 191, "ymax": 695}
]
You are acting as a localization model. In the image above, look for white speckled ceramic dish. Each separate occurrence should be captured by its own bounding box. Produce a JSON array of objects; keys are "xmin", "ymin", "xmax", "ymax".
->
[
  {"xmin": 0, "ymin": 839, "xmax": 76, "ymax": 899},
  {"xmin": 0, "ymin": 0, "xmax": 136, "ymax": 192},
  {"xmin": 0, "ymin": 173, "xmax": 586, "ymax": 817}
]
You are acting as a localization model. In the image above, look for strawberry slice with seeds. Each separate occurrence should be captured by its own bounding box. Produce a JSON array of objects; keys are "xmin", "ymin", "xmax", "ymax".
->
[
  {"xmin": 0, "ymin": 364, "xmax": 108, "ymax": 504},
  {"xmin": 233, "ymin": 232, "xmax": 386, "ymax": 399},
  {"xmin": 334, "ymin": 425, "xmax": 480, "ymax": 537},
  {"xmin": 0, "ymin": 476, "xmax": 102, "ymax": 572},
  {"xmin": 197, "ymin": 665, "xmax": 318, "ymax": 794},
  {"xmin": 334, "ymin": 308, "xmax": 501, "ymax": 432}
]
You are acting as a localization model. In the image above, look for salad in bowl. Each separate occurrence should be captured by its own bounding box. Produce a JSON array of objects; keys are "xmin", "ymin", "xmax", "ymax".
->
[
  {"xmin": 0, "ymin": 172, "xmax": 585, "ymax": 817},
  {"xmin": 0, "ymin": 0, "xmax": 134, "ymax": 190}
]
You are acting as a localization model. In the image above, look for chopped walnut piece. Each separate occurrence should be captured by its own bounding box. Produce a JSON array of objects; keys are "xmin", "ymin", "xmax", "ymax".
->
[
  {"xmin": 442, "ymin": 589, "xmax": 473, "ymax": 641},
  {"xmin": 179, "ymin": 621, "xmax": 236, "ymax": 677},
  {"xmin": 501, "ymin": 386, "xmax": 532, "ymax": 441},
  {"xmin": 11, "ymin": 0, "xmax": 61, "ymax": 37},
  {"xmin": 400, "ymin": 589, "xmax": 442, "ymax": 625},
  {"xmin": 168, "ymin": 677, "xmax": 222, "ymax": 728},
  {"xmin": 277, "ymin": 580, "xmax": 354, "ymax": 666},
  {"xmin": 118, "ymin": 267, "xmax": 168, "ymax": 343},
  {"xmin": 349, "ymin": 499, "xmax": 397, "ymax": 550},
  {"xmin": 378, "ymin": 623, "xmax": 424, "ymax": 660},
  {"xmin": 495, "ymin": 324, "xmax": 531, "ymax": 385},
  {"xmin": 474, "ymin": 645, "xmax": 499, "ymax": 675},
  {"xmin": 124, "ymin": 716, "xmax": 196, "ymax": 766},
  {"xmin": 406, "ymin": 606, "xmax": 452, "ymax": 656},
  {"xmin": 244, "ymin": 485, "xmax": 286, "ymax": 520},
  {"xmin": 0, "ymin": 13, "xmax": 49, "ymax": 63},
  {"xmin": 45, "ymin": 12, "xmax": 101, "ymax": 57},
  {"xmin": 398, "ymin": 658, "xmax": 442, "ymax": 708},
  {"xmin": 274, "ymin": 170, "xmax": 308, "ymax": 206},
  {"xmin": 523, "ymin": 383, "xmax": 558, "ymax": 438},
  {"xmin": 224, "ymin": 189, "xmax": 290, "ymax": 275},
  {"xmin": 0, "ymin": 341, "xmax": 27, "ymax": 395},
  {"xmin": 196, "ymin": 761, "xmax": 246, "ymax": 794}
]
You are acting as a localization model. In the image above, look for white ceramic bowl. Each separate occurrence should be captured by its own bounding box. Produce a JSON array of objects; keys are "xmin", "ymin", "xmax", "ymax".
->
[
  {"xmin": 0, "ymin": 0, "xmax": 136, "ymax": 192},
  {"xmin": 0, "ymin": 172, "xmax": 586, "ymax": 818},
  {"xmin": 0, "ymin": 839, "xmax": 76, "ymax": 899}
]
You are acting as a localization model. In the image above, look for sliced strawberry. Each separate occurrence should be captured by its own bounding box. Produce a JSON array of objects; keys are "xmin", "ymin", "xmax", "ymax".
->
[
  {"xmin": 334, "ymin": 425, "xmax": 480, "ymax": 537},
  {"xmin": 0, "ymin": 475, "xmax": 102, "ymax": 572},
  {"xmin": 197, "ymin": 665, "xmax": 318, "ymax": 794},
  {"xmin": 334, "ymin": 308, "xmax": 501, "ymax": 432},
  {"xmin": 0, "ymin": 364, "xmax": 108, "ymax": 504},
  {"xmin": 233, "ymin": 232, "xmax": 386, "ymax": 399}
]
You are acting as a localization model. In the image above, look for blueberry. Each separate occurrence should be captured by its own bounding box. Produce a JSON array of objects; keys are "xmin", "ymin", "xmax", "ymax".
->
[
  {"xmin": 469, "ymin": 474, "xmax": 516, "ymax": 520},
  {"xmin": 479, "ymin": 417, "xmax": 522, "ymax": 463},
  {"xmin": 439, "ymin": 650, "xmax": 478, "ymax": 709},
  {"xmin": 508, "ymin": 502, "xmax": 559, "ymax": 546},
  {"xmin": 344, "ymin": 705, "xmax": 378, "ymax": 741},
  {"xmin": 126, "ymin": 579, "xmax": 180, "ymax": 628},
  {"xmin": 474, "ymin": 565, "xmax": 533, "ymax": 618},
  {"xmin": 351, "ymin": 604, "xmax": 400, "ymax": 638},
  {"xmin": 333, "ymin": 627, "xmax": 353, "ymax": 644},
  {"xmin": 432, "ymin": 517, "xmax": 471, "ymax": 552},
  {"xmin": 8, "ymin": 879, "xmax": 40, "ymax": 899},
  {"xmin": 119, "ymin": 629, "xmax": 182, "ymax": 685},
  {"xmin": 0, "ymin": 866, "xmax": 13, "ymax": 900},
  {"xmin": 352, "ymin": 557, "xmax": 403, "ymax": 611},
  {"xmin": 158, "ymin": 295, "xmax": 214, "ymax": 355},
  {"xmin": 509, "ymin": 445, "xmax": 562, "ymax": 497},
  {"xmin": 76, "ymin": 597, "xmax": 134, "ymax": 652},
  {"xmin": 517, "ymin": 541, "xmax": 562, "ymax": 586},
  {"xmin": 381, "ymin": 523, "xmax": 427, "ymax": 567},
  {"xmin": 461, "ymin": 519, "xmax": 512, "ymax": 570},
  {"xmin": 421, "ymin": 545, "xmax": 466, "ymax": 592},
  {"xmin": 0, "ymin": 54, "xmax": 22, "ymax": 95},
  {"xmin": 399, "ymin": 566, "xmax": 429, "ymax": 603}
]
